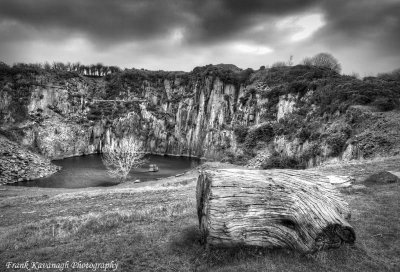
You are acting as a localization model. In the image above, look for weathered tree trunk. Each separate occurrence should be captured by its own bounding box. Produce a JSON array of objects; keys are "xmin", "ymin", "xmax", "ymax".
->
[{"xmin": 196, "ymin": 169, "xmax": 355, "ymax": 253}]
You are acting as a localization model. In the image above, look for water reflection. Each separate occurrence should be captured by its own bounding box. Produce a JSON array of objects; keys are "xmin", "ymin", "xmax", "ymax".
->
[{"xmin": 13, "ymin": 154, "xmax": 200, "ymax": 188}]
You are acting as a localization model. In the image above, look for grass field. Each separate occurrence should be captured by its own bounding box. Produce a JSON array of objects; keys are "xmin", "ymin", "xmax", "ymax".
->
[{"xmin": 0, "ymin": 159, "xmax": 399, "ymax": 271}]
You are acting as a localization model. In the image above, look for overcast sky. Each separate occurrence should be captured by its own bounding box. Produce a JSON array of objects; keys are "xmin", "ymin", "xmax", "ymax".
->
[{"xmin": 0, "ymin": 0, "xmax": 399, "ymax": 75}]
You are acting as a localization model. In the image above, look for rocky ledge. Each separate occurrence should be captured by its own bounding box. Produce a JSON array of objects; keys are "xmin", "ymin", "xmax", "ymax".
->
[{"xmin": 0, "ymin": 136, "xmax": 60, "ymax": 185}]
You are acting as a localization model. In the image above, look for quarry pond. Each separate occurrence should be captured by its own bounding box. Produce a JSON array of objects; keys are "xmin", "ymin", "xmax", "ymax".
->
[{"xmin": 11, "ymin": 154, "xmax": 201, "ymax": 188}]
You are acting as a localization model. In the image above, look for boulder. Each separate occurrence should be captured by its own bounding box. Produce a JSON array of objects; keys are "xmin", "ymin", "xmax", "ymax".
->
[{"xmin": 364, "ymin": 171, "xmax": 400, "ymax": 185}]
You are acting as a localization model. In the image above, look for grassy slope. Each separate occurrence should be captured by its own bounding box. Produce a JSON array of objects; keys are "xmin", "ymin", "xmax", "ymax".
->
[{"xmin": 0, "ymin": 160, "xmax": 399, "ymax": 272}]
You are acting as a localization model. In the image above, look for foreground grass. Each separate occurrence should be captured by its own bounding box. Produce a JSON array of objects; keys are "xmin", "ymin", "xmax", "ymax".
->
[{"xmin": 0, "ymin": 162, "xmax": 399, "ymax": 271}]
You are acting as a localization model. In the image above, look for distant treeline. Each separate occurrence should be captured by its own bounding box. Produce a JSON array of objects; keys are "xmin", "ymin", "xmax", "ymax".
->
[{"xmin": 0, "ymin": 61, "xmax": 121, "ymax": 77}]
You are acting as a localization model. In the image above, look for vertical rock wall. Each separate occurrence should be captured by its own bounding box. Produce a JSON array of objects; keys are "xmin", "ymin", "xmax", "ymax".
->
[{"xmin": 0, "ymin": 74, "xmax": 259, "ymax": 160}]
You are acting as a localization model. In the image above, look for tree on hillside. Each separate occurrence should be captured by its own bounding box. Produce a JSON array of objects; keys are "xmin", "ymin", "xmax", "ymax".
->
[
  {"xmin": 303, "ymin": 52, "xmax": 342, "ymax": 73},
  {"xmin": 43, "ymin": 62, "xmax": 51, "ymax": 71},
  {"xmin": 95, "ymin": 63, "xmax": 103, "ymax": 76},
  {"xmin": 109, "ymin": 66, "xmax": 121, "ymax": 74},
  {"xmin": 102, "ymin": 137, "xmax": 146, "ymax": 182}
]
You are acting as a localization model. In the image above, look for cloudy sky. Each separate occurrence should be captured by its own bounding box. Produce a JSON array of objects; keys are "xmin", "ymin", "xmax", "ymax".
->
[{"xmin": 0, "ymin": 0, "xmax": 399, "ymax": 75}]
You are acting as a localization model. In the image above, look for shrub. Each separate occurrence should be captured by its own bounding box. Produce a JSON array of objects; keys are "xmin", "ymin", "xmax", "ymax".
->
[
  {"xmin": 371, "ymin": 97, "xmax": 398, "ymax": 111},
  {"xmin": 243, "ymin": 123, "xmax": 274, "ymax": 149},
  {"xmin": 271, "ymin": 61, "xmax": 287, "ymax": 68},
  {"xmin": 377, "ymin": 67, "xmax": 400, "ymax": 81},
  {"xmin": 244, "ymin": 130, "xmax": 257, "ymax": 149},
  {"xmin": 221, "ymin": 150, "xmax": 236, "ymax": 163},
  {"xmin": 287, "ymin": 80, "xmax": 309, "ymax": 97},
  {"xmin": 146, "ymin": 103, "xmax": 158, "ymax": 112},
  {"xmin": 326, "ymin": 133, "xmax": 347, "ymax": 156},
  {"xmin": 272, "ymin": 113, "xmax": 305, "ymax": 137},
  {"xmin": 297, "ymin": 127, "xmax": 312, "ymax": 143},
  {"xmin": 302, "ymin": 57, "xmax": 313, "ymax": 66},
  {"xmin": 233, "ymin": 124, "xmax": 249, "ymax": 143},
  {"xmin": 261, "ymin": 152, "xmax": 305, "ymax": 169},
  {"xmin": 255, "ymin": 123, "xmax": 274, "ymax": 142},
  {"xmin": 309, "ymin": 131, "xmax": 321, "ymax": 141},
  {"xmin": 191, "ymin": 64, "xmax": 253, "ymax": 87},
  {"xmin": 308, "ymin": 76, "xmax": 400, "ymax": 115},
  {"xmin": 299, "ymin": 143, "xmax": 322, "ymax": 163},
  {"xmin": 252, "ymin": 65, "xmax": 338, "ymax": 86},
  {"xmin": 239, "ymin": 88, "xmax": 257, "ymax": 106},
  {"xmin": 231, "ymin": 153, "xmax": 253, "ymax": 165}
]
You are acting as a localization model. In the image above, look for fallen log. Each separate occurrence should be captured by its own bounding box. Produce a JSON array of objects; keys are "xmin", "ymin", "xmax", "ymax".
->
[{"xmin": 196, "ymin": 169, "xmax": 355, "ymax": 253}]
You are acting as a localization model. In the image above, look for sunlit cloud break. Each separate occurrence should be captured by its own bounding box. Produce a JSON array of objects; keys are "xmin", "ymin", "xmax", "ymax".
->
[
  {"xmin": 277, "ymin": 13, "xmax": 325, "ymax": 42},
  {"xmin": 233, "ymin": 43, "xmax": 274, "ymax": 55}
]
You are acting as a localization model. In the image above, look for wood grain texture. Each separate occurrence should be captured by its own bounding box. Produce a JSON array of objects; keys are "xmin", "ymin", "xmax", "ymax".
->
[{"xmin": 196, "ymin": 169, "xmax": 355, "ymax": 253}]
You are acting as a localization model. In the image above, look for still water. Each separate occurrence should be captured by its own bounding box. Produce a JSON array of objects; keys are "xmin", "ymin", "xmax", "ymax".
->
[{"xmin": 14, "ymin": 154, "xmax": 200, "ymax": 188}]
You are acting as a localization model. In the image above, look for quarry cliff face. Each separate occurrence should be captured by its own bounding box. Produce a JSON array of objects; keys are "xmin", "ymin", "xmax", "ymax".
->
[
  {"xmin": 1, "ymin": 64, "xmax": 399, "ymax": 167},
  {"xmin": 0, "ymin": 71, "xmax": 255, "ymax": 160}
]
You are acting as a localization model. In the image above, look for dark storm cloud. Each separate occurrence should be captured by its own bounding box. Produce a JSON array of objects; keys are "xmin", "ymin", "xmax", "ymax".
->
[
  {"xmin": 0, "ymin": 0, "xmax": 188, "ymax": 42},
  {"xmin": 186, "ymin": 0, "xmax": 320, "ymax": 42},
  {"xmin": 0, "ymin": 0, "xmax": 321, "ymax": 44},
  {"xmin": 0, "ymin": 0, "xmax": 399, "ymax": 74},
  {"xmin": 318, "ymin": 0, "xmax": 400, "ymax": 55},
  {"xmin": 1, "ymin": 0, "xmax": 398, "ymax": 47}
]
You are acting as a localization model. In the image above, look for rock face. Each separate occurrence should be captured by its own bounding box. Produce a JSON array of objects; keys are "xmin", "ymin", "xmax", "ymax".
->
[
  {"xmin": 0, "ymin": 68, "xmax": 254, "ymax": 160},
  {"xmin": 1, "ymin": 64, "xmax": 399, "ymax": 166},
  {"xmin": 0, "ymin": 136, "xmax": 60, "ymax": 185},
  {"xmin": 277, "ymin": 93, "xmax": 297, "ymax": 120}
]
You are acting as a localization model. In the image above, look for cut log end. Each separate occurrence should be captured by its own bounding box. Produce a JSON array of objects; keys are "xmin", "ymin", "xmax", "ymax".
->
[
  {"xmin": 196, "ymin": 169, "xmax": 356, "ymax": 253},
  {"xmin": 314, "ymin": 224, "xmax": 356, "ymax": 252}
]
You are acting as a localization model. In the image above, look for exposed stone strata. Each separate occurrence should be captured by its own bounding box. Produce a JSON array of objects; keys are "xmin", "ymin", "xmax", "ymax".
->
[
  {"xmin": 277, "ymin": 93, "xmax": 297, "ymax": 120},
  {"xmin": 0, "ymin": 136, "xmax": 60, "ymax": 185}
]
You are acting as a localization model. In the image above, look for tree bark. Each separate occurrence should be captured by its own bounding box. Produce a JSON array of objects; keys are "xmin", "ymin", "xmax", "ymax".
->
[{"xmin": 196, "ymin": 169, "xmax": 355, "ymax": 253}]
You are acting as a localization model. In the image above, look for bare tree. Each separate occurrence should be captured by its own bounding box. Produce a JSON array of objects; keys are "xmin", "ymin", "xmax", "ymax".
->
[
  {"xmin": 102, "ymin": 137, "xmax": 146, "ymax": 182},
  {"xmin": 288, "ymin": 55, "xmax": 294, "ymax": 66}
]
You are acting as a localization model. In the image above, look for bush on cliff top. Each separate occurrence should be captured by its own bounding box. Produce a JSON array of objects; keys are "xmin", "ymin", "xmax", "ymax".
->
[
  {"xmin": 258, "ymin": 66, "xmax": 400, "ymax": 124},
  {"xmin": 191, "ymin": 64, "xmax": 253, "ymax": 86},
  {"xmin": 310, "ymin": 77, "xmax": 400, "ymax": 115},
  {"xmin": 250, "ymin": 65, "xmax": 339, "ymax": 85}
]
